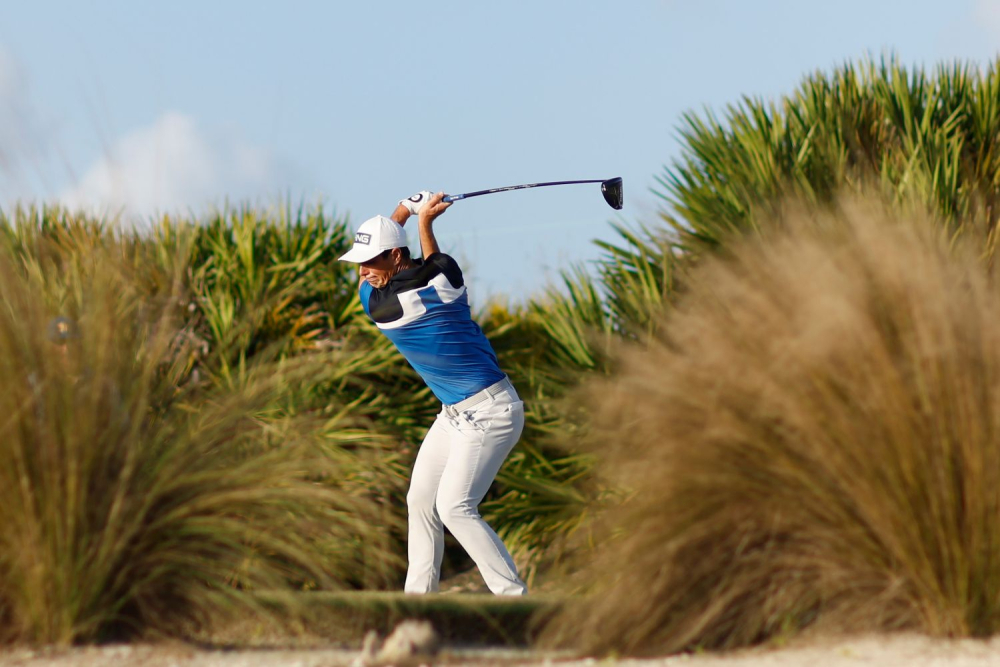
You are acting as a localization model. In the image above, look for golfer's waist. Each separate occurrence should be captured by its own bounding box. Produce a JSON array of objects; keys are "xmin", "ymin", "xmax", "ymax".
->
[{"xmin": 446, "ymin": 376, "xmax": 516, "ymax": 412}]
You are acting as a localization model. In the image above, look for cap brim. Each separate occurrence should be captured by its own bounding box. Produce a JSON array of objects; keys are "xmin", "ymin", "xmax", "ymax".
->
[{"xmin": 338, "ymin": 244, "xmax": 383, "ymax": 263}]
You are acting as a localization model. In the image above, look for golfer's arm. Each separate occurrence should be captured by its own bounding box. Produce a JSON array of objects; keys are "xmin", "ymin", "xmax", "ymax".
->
[
  {"xmin": 392, "ymin": 205, "xmax": 438, "ymax": 254},
  {"xmin": 391, "ymin": 204, "xmax": 411, "ymax": 226},
  {"xmin": 418, "ymin": 219, "xmax": 440, "ymax": 257}
]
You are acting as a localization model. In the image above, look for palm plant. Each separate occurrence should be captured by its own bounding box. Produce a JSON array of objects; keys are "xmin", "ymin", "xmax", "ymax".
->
[
  {"xmin": 184, "ymin": 203, "xmax": 347, "ymax": 375},
  {"xmin": 659, "ymin": 57, "xmax": 1000, "ymax": 254}
]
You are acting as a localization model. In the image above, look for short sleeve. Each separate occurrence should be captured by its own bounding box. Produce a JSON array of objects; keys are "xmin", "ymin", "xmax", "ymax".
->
[{"xmin": 424, "ymin": 253, "xmax": 464, "ymax": 289}]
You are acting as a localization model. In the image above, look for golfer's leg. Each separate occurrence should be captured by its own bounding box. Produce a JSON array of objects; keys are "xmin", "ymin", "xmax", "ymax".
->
[
  {"xmin": 404, "ymin": 413, "xmax": 450, "ymax": 593},
  {"xmin": 436, "ymin": 396, "xmax": 527, "ymax": 596}
]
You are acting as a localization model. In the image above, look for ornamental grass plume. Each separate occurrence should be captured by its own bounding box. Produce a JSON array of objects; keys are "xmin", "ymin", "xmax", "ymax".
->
[
  {"xmin": 0, "ymin": 231, "xmax": 394, "ymax": 644},
  {"xmin": 543, "ymin": 197, "xmax": 1000, "ymax": 655}
]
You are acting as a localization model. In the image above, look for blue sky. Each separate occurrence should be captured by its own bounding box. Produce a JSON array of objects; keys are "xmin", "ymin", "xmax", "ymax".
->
[{"xmin": 2, "ymin": 0, "xmax": 998, "ymax": 302}]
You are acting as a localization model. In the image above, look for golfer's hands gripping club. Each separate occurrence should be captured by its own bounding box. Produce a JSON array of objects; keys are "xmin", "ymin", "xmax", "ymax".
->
[
  {"xmin": 418, "ymin": 192, "xmax": 451, "ymax": 224},
  {"xmin": 392, "ymin": 189, "xmax": 448, "ymax": 225}
]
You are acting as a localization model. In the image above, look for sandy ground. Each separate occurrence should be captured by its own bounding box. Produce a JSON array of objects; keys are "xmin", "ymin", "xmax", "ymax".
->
[{"xmin": 3, "ymin": 634, "xmax": 1000, "ymax": 667}]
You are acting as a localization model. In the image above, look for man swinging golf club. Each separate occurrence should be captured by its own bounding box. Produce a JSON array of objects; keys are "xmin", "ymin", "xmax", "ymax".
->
[{"xmin": 338, "ymin": 191, "xmax": 527, "ymax": 596}]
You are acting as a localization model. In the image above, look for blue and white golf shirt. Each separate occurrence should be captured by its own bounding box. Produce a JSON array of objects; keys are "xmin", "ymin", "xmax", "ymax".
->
[{"xmin": 359, "ymin": 253, "xmax": 505, "ymax": 405}]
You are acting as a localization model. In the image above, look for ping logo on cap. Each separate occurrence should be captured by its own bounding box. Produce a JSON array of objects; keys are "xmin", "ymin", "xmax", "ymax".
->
[{"xmin": 355, "ymin": 232, "xmax": 371, "ymax": 244}]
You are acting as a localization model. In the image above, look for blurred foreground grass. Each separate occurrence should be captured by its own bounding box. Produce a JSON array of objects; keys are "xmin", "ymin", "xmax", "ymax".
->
[
  {"xmin": 544, "ymin": 197, "xmax": 1000, "ymax": 655},
  {"xmin": 0, "ymin": 215, "xmax": 401, "ymax": 643}
]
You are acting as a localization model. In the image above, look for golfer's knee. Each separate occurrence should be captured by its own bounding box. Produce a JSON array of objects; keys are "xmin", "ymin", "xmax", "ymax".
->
[
  {"xmin": 436, "ymin": 495, "xmax": 479, "ymax": 527},
  {"xmin": 406, "ymin": 484, "xmax": 436, "ymax": 515}
]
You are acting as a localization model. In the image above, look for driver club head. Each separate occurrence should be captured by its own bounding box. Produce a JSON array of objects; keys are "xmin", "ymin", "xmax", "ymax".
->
[{"xmin": 601, "ymin": 177, "xmax": 624, "ymax": 210}]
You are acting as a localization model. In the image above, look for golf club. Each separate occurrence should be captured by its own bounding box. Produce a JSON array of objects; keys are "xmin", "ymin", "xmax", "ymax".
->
[{"xmin": 443, "ymin": 177, "xmax": 623, "ymax": 210}]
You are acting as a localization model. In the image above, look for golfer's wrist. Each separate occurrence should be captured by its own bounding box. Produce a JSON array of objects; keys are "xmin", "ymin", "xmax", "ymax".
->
[{"xmin": 391, "ymin": 204, "xmax": 411, "ymax": 225}]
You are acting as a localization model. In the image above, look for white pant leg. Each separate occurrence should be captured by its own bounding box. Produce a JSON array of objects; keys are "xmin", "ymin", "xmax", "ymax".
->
[
  {"xmin": 435, "ymin": 389, "xmax": 528, "ymax": 596},
  {"xmin": 404, "ymin": 415, "xmax": 451, "ymax": 593}
]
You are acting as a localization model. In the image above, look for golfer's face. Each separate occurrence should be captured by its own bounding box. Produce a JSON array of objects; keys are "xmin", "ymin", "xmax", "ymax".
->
[{"xmin": 359, "ymin": 252, "xmax": 395, "ymax": 288}]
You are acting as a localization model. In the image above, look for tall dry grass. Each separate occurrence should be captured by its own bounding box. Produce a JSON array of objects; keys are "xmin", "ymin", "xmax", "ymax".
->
[
  {"xmin": 543, "ymin": 197, "xmax": 1000, "ymax": 655},
  {"xmin": 0, "ymin": 229, "xmax": 395, "ymax": 644}
]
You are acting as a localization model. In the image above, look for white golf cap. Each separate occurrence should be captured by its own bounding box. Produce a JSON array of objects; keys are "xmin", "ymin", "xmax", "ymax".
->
[{"xmin": 338, "ymin": 215, "xmax": 408, "ymax": 263}]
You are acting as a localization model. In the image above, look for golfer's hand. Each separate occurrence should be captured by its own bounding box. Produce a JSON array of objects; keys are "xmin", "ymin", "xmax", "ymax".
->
[
  {"xmin": 398, "ymin": 191, "xmax": 434, "ymax": 216},
  {"xmin": 418, "ymin": 192, "xmax": 451, "ymax": 226}
]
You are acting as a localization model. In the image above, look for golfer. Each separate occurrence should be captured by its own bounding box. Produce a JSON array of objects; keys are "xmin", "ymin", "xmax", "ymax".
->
[{"xmin": 338, "ymin": 191, "xmax": 527, "ymax": 596}]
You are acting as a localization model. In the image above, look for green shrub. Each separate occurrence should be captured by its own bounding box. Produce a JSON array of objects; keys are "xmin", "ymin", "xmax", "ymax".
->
[{"xmin": 660, "ymin": 57, "xmax": 1000, "ymax": 254}]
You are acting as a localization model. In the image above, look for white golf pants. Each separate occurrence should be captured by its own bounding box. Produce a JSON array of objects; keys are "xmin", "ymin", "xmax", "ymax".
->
[{"xmin": 404, "ymin": 378, "xmax": 528, "ymax": 596}]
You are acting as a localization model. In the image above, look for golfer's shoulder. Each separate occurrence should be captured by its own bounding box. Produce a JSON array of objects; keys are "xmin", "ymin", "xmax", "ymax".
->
[
  {"xmin": 424, "ymin": 251, "xmax": 458, "ymax": 268},
  {"xmin": 424, "ymin": 252, "xmax": 464, "ymax": 285}
]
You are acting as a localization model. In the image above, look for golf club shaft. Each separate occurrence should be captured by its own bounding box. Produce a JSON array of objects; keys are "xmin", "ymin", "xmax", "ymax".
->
[{"xmin": 443, "ymin": 179, "xmax": 606, "ymax": 203}]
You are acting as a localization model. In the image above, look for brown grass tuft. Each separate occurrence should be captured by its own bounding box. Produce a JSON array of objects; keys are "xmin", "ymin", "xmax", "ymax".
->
[
  {"xmin": 542, "ymin": 197, "xmax": 1000, "ymax": 655},
  {"xmin": 0, "ymin": 232, "xmax": 397, "ymax": 644}
]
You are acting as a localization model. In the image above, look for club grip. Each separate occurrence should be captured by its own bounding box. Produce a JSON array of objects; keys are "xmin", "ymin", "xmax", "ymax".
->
[{"xmin": 442, "ymin": 194, "xmax": 464, "ymax": 203}]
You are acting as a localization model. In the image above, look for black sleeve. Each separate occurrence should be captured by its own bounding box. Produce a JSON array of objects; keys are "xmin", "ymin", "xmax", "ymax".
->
[{"xmin": 424, "ymin": 253, "xmax": 465, "ymax": 289}]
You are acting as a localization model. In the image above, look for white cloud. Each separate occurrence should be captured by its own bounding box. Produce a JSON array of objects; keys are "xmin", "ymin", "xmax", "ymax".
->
[
  {"xmin": 1, "ymin": 49, "xmax": 302, "ymax": 215},
  {"xmin": 60, "ymin": 111, "xmax": 303, "ymax": 220}
]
